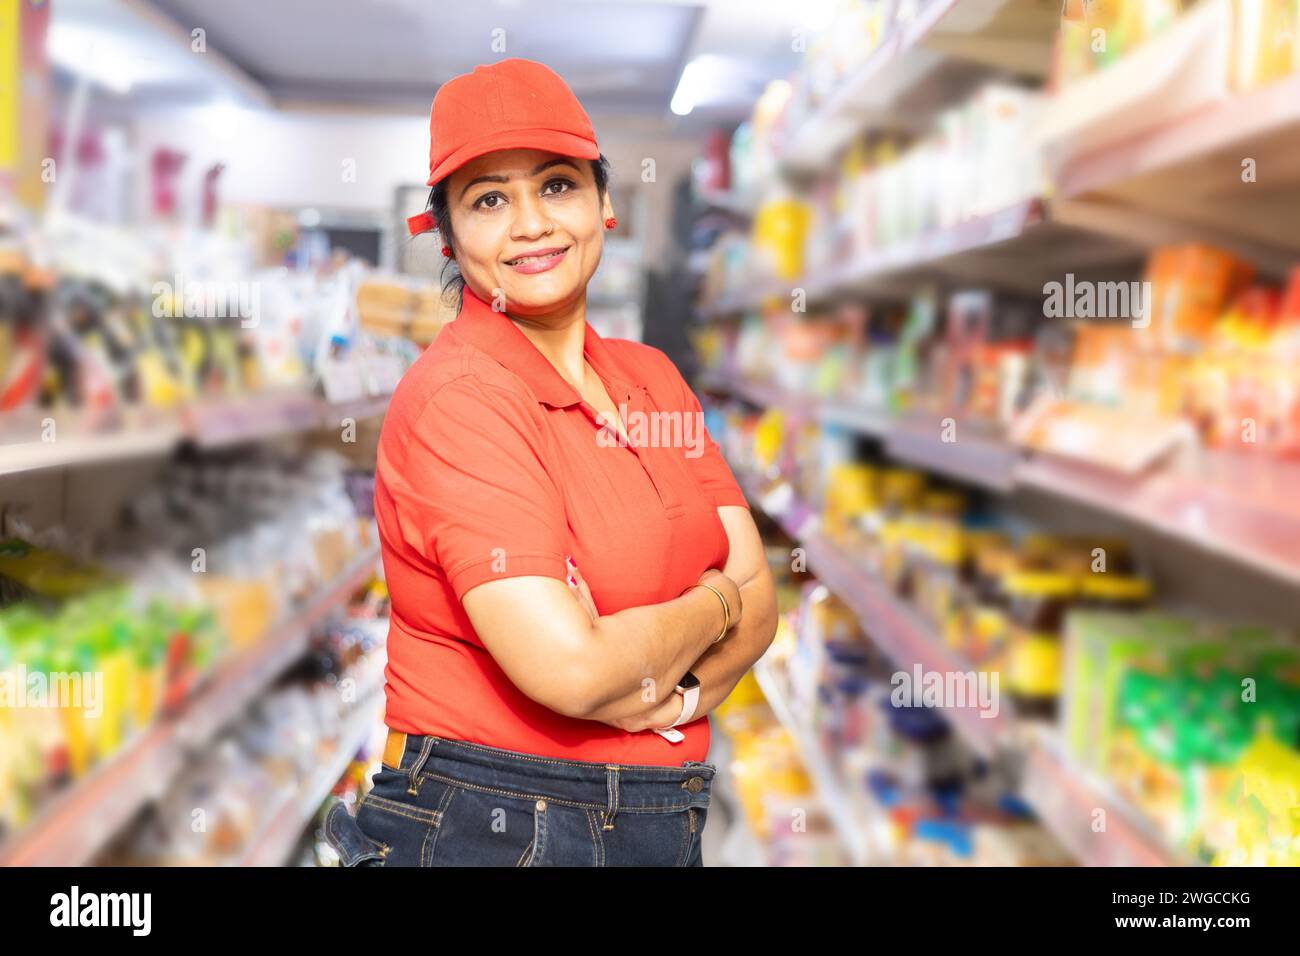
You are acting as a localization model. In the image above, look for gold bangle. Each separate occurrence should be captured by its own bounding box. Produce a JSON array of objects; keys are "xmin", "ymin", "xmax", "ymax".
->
[{"xmin": 682, "ymin": 582, "xmax": 730, "ymax": 643}]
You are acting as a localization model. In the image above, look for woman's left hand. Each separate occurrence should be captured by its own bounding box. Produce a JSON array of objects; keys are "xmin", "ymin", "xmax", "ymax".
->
[
  {"xmin": 565, "ymin": 555, "xmax": 599, "ymax": 622},
  {"xmin": 600, "ymin": 689, "xmax": 686, "ymax": 734}
]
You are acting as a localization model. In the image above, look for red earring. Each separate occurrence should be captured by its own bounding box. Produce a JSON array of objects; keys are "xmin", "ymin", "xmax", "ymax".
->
[
  {"xmin": 604, "ymin": 217, "xmax": 617, "ymax": 230},
  {"xmin": 441, "ymin": 245, "xmax": 452, "ymax": 258}
]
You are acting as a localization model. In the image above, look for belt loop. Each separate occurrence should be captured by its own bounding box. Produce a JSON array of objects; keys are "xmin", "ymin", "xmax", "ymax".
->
[
  {"xmin": 602, "ymin": 765, "xmax": 620, "ymax": 831},
  {"xmin": 406, "ymin": 736, "xmax": 436, "ymax": 795}
]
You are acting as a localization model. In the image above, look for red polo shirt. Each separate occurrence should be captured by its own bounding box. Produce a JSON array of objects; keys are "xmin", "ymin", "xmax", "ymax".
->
[{"xmin": 374, "ymin": 285, "xmax": 748, "ymax": 766}]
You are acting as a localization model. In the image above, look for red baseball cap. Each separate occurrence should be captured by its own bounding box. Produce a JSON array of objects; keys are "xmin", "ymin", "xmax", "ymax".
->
[{"xmin": 408, "ymin": 58, "xmax": 600, "ymax": 236}]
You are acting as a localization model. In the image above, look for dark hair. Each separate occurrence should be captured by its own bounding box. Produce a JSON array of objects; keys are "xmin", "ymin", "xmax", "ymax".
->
[{"xmin": 427, "ymin": 154, "xmax": 611, "ymax": 310}]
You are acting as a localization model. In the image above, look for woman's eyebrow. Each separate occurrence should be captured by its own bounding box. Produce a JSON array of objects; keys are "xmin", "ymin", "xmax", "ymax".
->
[
  {"xmin": 460, "ymin": 159, "xmax": 581, "ymax": 200},
  {"xmin": 460, "ymin": 174, "xmax": 507, "ymax": 200},
  {"xmin": 531, "ymin": 158, "xmax": 579, "ymax": 176}
]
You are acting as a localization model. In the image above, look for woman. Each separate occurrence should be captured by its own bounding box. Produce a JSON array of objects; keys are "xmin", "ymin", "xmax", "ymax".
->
[{"xmin": 324, "ymin": 58, "xmax": 777, "ymax": 867}]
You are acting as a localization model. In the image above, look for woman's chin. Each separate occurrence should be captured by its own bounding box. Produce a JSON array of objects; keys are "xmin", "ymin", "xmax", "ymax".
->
[{"xmin": 498, "ymin": 270, "xmax": 587, "ymax": 313}]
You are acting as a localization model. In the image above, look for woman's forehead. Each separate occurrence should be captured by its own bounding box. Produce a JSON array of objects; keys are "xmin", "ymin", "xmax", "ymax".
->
[{"xmin": 452, "ymin": 148, "xmax": 588, "ymax": 184}]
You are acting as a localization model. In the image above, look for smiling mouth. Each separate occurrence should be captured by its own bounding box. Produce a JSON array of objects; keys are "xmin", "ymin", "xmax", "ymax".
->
[{"xmin": 505, "ymin": 248, "xmax": 569, "ymax": 266}]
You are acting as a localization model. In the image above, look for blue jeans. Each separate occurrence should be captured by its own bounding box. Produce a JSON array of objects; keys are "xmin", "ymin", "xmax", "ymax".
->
[{"xmin": 323, "ymin": 734, "xmax": 715, "ymax": 867}]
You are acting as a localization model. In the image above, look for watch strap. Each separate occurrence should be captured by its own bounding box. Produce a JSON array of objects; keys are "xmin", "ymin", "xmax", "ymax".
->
[
  {"xmin": 668, "ymin": 679, "xmax": 700, "ymax": 728},
  {"xmin": 652, "ymin": 675, "xmax": 701, "ymax": 743}
]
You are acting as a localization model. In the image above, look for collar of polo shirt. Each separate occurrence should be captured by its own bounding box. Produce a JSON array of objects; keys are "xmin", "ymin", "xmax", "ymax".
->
[{"xmin": 451, "ymin": 284, "xmax": 647, "ymax": 409}]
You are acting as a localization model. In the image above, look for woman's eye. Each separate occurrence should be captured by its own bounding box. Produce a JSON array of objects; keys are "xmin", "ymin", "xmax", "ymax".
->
[
  {"xmin": 473, "ymin": 193, "xmax": 504, "ymax": 210},
  {"xmin": 543, "ymin": 179, "xmax": 574, "ymax": 196}
]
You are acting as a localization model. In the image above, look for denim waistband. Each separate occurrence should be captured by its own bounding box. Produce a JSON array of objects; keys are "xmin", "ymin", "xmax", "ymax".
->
[{"xmin": 391, "ymin": 734, "xmax": 716, "ymax": 813}]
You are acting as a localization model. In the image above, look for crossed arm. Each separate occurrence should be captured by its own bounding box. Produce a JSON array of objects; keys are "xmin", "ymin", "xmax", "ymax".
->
[{"xmin": 460, "ymin": 505, "xmax": 778, "ymax": 731}]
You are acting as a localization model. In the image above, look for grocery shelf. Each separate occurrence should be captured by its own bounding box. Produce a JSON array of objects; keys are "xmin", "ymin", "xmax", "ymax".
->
[
  {"xmin": 751, "ymin": 657, "xmax": 874, "ymax": 866},
  {"xmin": 0, "ymin": 546, "xmax": 381, "ymax": 868},
  {"xmin": 816, "ymin": 397, "xmax": 894, "ymax": 438},
  {"xmin": 697, "ymin": 280, "xmax": 789, "ymax": 320},
  {"xmin": 699, "ymin": 373, "xmax": 809, "ymax": 416},
  {"xmin": 187, "ymin": 392, "xmax": 327, "ymax": 449},
  {"xmin": 1017, "ymin": 451, "xmax": 1300, "ymax": 590},
  {"xmin": 1049, "ymin": 33, "xmax": 1300, "ymax": 204},
  {"xmin": 697, "ymin": 199, "xmax": 1144, "ymax": 314},
  {"xmin": 716, "ymin": 376, "xmax": 1021, "ymax": 494},
  {"xmin": 1021, "ymin": 734, "xmax": 1196, "ymax": 868},
  {"xmin": 808, "ymin": 198, "xmax": 1051, "ymax": 298},
  {"xmin": 777, "ymin": 26, "xmax": 916, "ymax": 174},
  {"xmin": 239, "ymin": 687, "xmax": 386, "ymax": 867},
  {"xmin": 778, "ymin": 0, "xmax": 1057, "ymax": 174},
  {"xmin": 0, "ymin": 423, "xmax": 185, "ymax": 478},
  {"xmin": 739, "ymin": 473, "xmax": 1018, "ymax": 757},
  {"xmin": 737, "ymin": 473, "xmax": 1191, "ymax": 866},
  {"xmin": 0, "ymin": 393, "xmax": 391, "ymax": 478},
  {"xmin": 695, "ymin": 188, "xmax": 757, "ymax": 220},
  {"xmin": 707, "ymin": 373, "xmax": 1300, "ymax": 588},
  {"xmin": 829, "ymin": 199, "xmax": 1140, "ymax": 298},
  {"xmin": 801, "ymin": 529, "xmax": 1019, "ymax": 755},
  {"xmin": 1040, "ymin": 0, "xmax": 1300, "ymax": 273},
  {"xmin": 317, "ymin": 395, "xmax": 392, "ymax": 429},
  {"xmin": 884, "ymin": 413, "xmax": 1020, "ymax": 492}
]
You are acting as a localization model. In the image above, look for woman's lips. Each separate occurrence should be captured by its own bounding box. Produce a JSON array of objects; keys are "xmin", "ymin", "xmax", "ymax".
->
[{"xmin": 505, "ymin": 246, "xmax": 568, "ymax": 274}]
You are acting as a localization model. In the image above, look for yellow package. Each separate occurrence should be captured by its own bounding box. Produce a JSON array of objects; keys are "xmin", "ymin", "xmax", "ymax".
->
[{"xmin": 1233, "ymin": 0, "xmax": 1298, "ymax": 90}]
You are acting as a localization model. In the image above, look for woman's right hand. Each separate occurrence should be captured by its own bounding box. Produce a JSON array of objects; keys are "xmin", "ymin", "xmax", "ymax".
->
[{"xmin": 697, "ymin": 568, "xmax": 742, "ymax": 633}]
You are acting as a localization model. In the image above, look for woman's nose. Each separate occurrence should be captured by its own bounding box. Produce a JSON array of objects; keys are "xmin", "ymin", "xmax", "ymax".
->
[{"xmin": 509, "ymin": 193, "xmax": 552, "ymax": 239}]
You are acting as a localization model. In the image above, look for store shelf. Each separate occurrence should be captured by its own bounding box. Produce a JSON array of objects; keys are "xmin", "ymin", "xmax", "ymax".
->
[
  {"xmin": 788, "ymin": 514, "xmax": 1018, "ymax": 756},
  {"xmin": 718, "ymin": 376, "xmax": 1022, "ymax": 493},
  {"xmin": 0, "ymin": 393, "xmax": 392, "ymax": 478},
  {"xmin": 1055, "ymin": 74, "xmax": 1300, "ymax": 251},
  {"xmin": 708, "ymin": 373, "xmax": 1300, "ymax": 588},
  {"xmin": 319, "ymin": 395, "xmax": 392, "ymax": 428},
  {"xmin": 778, "ymin": 0, "xmax": 962, "ymax": 173},
  {"xmin": 752, "ymin": 657, "xmax": 874, "ymax": 866},
  {"xmin": 1021, "ymin": 734, "xmax": 1197, "ymax": 867},
  {"xmin": 737, "ymin": 473, "xmax": 1191, "ymax": 866},
  {"xmin": 817, "ymin": 397, "xmax": 894, "ymax": 438},
  {"xmin": 821, "ymin": 200, "xmax": 1140, "ymax": 299},
  {"xmin": 187, "ymin": 392, "xmax": 327, "ymax": 449},
  {"xmin": 702, "ymin": 374, "xmax": 812, "ymax": 416},
  {"xmin": 1040, "ymin": 0, "xmax": 1300, "ymax": 274},
  {"xmin": 885, "ymin": 413, "xmax": 1021, "ymax": 492},
  {"xmin": 0, "ymin": 423, "xmax": 184, "ymax": 478},
  {"xmin": 808, "ymin": 531, "xmax": 1016, "ymax": 754},
  {"xmin": 697, "ymin": 199, "xmax": 1144, "ymax": 314},
  {"xmin": 189, "ymin": 392, "xmax": 391, "ymax": 449},
  {"xmin": 239, "ymin": 687, "xmax": 386, "ymax": 867},
  {"xmin": 697, "ymin": 280, "xmax": 789, "ymax": 320},
  {"xmin": 809, "ymin": 198, "xmax": 1050, "ymax": 297},
  {"xmin": 1049, "ymin": 25, "xmax": 1300, "ymax": 202},
  {"xmin": 779, "ymin": 0, "xmax": 1057, "ymax": 174},
  {"xmin": 695, "ymin": 188, "xmax": 757, "ymax": 220},
  {"xmin": 1017, "ymin": 451, "xmax": 1300, "ymax": 590},
  {"xmin": 0, "ymin": 546, "xmax": 381, "ymax": 868}
]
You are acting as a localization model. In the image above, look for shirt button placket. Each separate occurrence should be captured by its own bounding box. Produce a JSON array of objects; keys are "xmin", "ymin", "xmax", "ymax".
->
[{"xmin": 630, "ymin": 386, "xmax": 683, "ymax": 513}]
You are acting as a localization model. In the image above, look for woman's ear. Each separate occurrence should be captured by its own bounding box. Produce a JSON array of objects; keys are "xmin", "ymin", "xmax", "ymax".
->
[{"xmin": 601, "ymin": 191, "xmax": 615, "ymax": 225}]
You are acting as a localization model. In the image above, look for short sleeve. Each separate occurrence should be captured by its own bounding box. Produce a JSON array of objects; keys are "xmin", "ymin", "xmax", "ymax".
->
[
  {"xmin": 383, "ymin": 376, "xmax": 570, "ymax": 601},
  {"xmin": 659, "ymin": 354, "xmax": 750, "ymax": 511}
]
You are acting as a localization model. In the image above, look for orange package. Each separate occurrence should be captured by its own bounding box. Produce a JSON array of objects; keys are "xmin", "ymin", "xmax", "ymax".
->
[
  {"xmin": 1144, "ymin": 245, "xmax": 1253, "ymax": 352},
  {"xmin": 1216, "ymin": 287, "xmax": 1280, "ymax": 454},
  {"xmin": 1068, "ymin": 324, "xmax": 1136, "ymax": 406}
]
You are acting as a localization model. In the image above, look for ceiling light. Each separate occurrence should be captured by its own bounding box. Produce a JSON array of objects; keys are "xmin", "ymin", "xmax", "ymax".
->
[{"xmin": 671, "ymin": 55, "xmax": 727, "ymax": 117}]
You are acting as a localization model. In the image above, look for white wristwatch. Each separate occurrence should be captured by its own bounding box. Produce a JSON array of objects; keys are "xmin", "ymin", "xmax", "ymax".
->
[{"xmin": 653, "ymin": 671, "xmax": 701, "ymax": 743}]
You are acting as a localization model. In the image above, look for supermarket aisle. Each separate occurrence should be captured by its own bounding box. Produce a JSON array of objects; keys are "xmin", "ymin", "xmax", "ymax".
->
[
  {"xmin": 2, "ymin": 0, "xmax": 1298, "ymax": 880},
  {"xmin": 686, "ymin": 0, "xmax": 1300, "ymax": 869}
]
